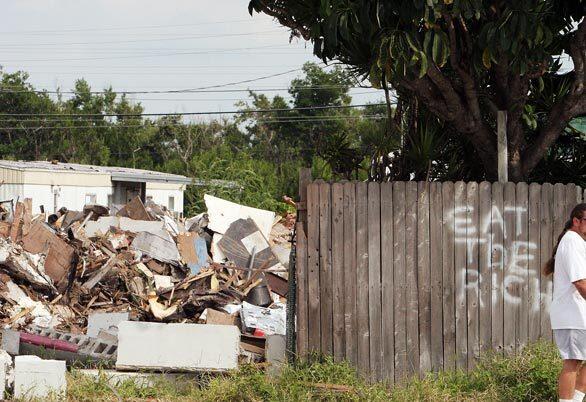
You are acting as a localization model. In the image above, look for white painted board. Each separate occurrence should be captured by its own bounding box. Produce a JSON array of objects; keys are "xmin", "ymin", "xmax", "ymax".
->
[
  {"xmin": 116, "ymin": 322, "xmax": 239, "ymax": 372},
  {"xmin": 204, "ymin": 194, "xmax": 275, "ymax": 239}
]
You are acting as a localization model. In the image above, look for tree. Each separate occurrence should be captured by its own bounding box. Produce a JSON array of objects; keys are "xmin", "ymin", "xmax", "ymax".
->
[
  {"xmin": 248, "ymin": 0, "xmax": 585, "ymax": 181},
  {"xmin": 238, "ymin": 62, "xmax": 366, "ymax": 179}
]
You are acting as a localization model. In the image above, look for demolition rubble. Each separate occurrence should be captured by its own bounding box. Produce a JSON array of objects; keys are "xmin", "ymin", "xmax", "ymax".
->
[{"xmin": 0, "ymin": 193, "xmax": 293, "ymax": 397}]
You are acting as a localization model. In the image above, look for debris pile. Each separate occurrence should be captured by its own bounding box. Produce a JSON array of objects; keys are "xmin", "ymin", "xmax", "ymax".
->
[{"xmin": 0, "ymin": 194, "xmax": 293, "ymax": 367}]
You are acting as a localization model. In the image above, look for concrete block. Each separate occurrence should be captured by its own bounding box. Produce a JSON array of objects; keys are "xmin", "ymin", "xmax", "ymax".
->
[
  {"xmin": 116, "ymin": 322, "xmax": 239, "ymax": 372},
  {"xmin": 87, "ymin": 311, "xmax": 130, "ymax": 338},
  {"xmin": 266, "ymin": 335, "xmax": 286, "ymax": 377},
  {"xmin": 0, "ymin": 329, "xmax": 20, "ymax": 355},
  {"xmin": 13, "ymin": 356, "xmax": 66, "ymax": 399}
]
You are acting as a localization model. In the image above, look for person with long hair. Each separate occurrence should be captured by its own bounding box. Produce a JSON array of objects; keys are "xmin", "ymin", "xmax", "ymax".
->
[{"xmin": 547, "ymin": 203, "xmax": 586, "ymax": 402}]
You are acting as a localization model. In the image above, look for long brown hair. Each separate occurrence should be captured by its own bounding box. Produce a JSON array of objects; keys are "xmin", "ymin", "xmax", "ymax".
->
[{"xmin": 544, "ymin": 203, "xmax": 586, "ymax": 275}]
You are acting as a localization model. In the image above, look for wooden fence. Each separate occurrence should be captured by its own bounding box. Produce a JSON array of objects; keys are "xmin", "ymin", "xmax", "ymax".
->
[{"xmin": 295, "ymin": 179, "xmax": 584, "ymax": 383}]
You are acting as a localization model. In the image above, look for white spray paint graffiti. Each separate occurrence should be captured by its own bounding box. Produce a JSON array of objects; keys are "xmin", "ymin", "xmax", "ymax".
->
[{"xmin": 448, "ymin": 206, "xmax": 552, "ymax": 311}]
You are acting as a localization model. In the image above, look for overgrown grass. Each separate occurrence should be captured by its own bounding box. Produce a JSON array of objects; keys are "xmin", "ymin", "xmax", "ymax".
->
[{"xmin": 56, "ymin": 341, "xmax": 561, "ymax": 401}]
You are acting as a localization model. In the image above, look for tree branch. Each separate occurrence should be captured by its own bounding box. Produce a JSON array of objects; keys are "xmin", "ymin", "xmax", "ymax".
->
[
  {"xmin": 522, "ymin": 19, "xmax": 586, "ymax": 176},
  {"xmin": 444, "ymin": 14, "xmax": 483, "ymax": 125}
]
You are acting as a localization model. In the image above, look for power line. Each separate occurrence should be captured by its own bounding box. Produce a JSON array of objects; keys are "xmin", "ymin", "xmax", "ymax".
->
[
  {"xmin": 0, "ymin": 30, "xmax": 285, "ymax": 47},
  {"xmin": 0, "ymin": 85, "xmax": 373, "ymax": 95},
  {"xmin": 0, "ymin": 67, "xmax": 307, "ymax": 94},
  {"xmin": 0, "ymin": 103, "xmax": 387, "ymax": 118},
  {"xmin": 0, "ymin": 19, "xmax": 257, "ymax": 34},
  {"xmin": 0, "ymin": 46, "xmax": 309, "ymax": 63},
  {"xmin": 0, "ymin": 115, "xmax": 387, "ymax": 130}
]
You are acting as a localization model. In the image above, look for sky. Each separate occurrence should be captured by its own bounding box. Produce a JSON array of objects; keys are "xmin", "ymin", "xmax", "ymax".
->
[{"xmin": 0, "ymin": 0, "xmax": 383, "ymax": 119}]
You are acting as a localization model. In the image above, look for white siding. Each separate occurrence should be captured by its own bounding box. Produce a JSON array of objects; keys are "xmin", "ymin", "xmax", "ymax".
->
[
  {"xmin": 0, "ymin": 184, "xmax": 24, "ymax": 210},
  {"xmin": 22, "ymin": 184, "xmax": 112, "ymax": 213},
  {"xmin": 145, "ymin": 189, "xmax": 184, "ymax": 213}
]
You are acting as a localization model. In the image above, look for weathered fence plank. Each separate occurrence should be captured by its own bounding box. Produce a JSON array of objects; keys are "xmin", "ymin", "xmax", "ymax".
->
[
  {"xmin": 368, "ymin": 183, "xmax": 382, "ymax": 381},
  {"xmin": 442, "ymin": 182, "xmax": 456, "ymax": 370},
  {"xmin": 478, "ymin": 182, "xmax": 492, "ymax": 356},
  {"xmin": 405, "ymin": 181, "xmax": 419, "ymax": 377},
  {"xmin": 295, "ymin": 222, "xmax": 308, "ymax": 356},
  {"xmin": 466, "ymin": 182, "xmax": 480, "ymax": 369},
  {"xmin": 454, "ymin": 181, "xmax": 468, "ymax": 370},
  {"xmin": 355, "ymin": 182, "xmax": 370, "ymax": 376},
  {"xmin": 319, "ymin": 182, "xmax": 333, "ymax": 355},
  {"xmin": 491, "ymin": 182, "xmax": 505, "ymax": 354},
  {"xmin": 539, "ymin": 183, "xmax": 553, "ymax": 340},
  {"xmin": 516, "ymin": 182, "xmax": 529, "ymax": 351},
  {"xmin": 380, "ymin": 182, "xmax": 394, "ymax": 383},
  {"xmin": 331, "ymin": 183, "xmax": 345, "ymax": 362},
  {"xmin": 503, "ymin": 182, "xmax": 516, "ymax": 355},
  {"xmin": 430, "ymin": 182, "xmax": 444, "ymax": 372},
  {"xmin": 343, "ymin": 182, "xmax": 357, "ymax": 364},
  {"xmin": 528, "ymin": 183, "xmax": 541, "ymax": 342},
  {"xmin": 306, "ymin": 182, "xmax": 321, "ymax": 352},
  {"xmin": 417, "ymin": 182, "xmax": 431, "ymax": 377},
  {"xmin": 393, "ymin": 181, "xmax": 407, "ymax": 382}
]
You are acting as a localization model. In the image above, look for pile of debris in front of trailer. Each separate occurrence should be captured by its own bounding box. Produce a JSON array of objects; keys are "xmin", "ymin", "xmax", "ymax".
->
[{"xmin": 0, "ymin": 194, "xmax": 294, "ymax": 398}]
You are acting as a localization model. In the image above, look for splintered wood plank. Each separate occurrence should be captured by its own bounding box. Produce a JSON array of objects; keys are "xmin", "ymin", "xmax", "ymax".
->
[
  {"xmin": 22, "ymin": 198, "xmax": 33, "ymax": 237},
  {"xmin": 478, "ymin": 182, "xmax": 492, "ymax": 356},
  {"xmin": 429, "ymin": 182, "xmax": 443, "ymax": 372},
  {"xmin": 10, "ymin": 201, "xmax": 24, "ymax": 242},
  {"xmin": 503, "ymin": 182, "xmax": 516, "ymax": 355},
  {"xmin": 491, "ymin": 182, "xmax": 505, "ymax": 354},
  {"xmin": 368, "ymin": 182, "xmax": 382, "ymax": 381},
  {"xmin": 380, "ymin": 182, "xmax": 394, "ymax": 383},
  {"xmin": 515, "ymin": 182, "xmax": 529, "ymax": 352},
  {"xmin": 405, "ymin": 181, "xmax": 419, "ymax": 377},
  {"xmin": 306, "ymin": 182, "xmax": 321, "ymax": 353},
  {"xmin": 393, "ymin": 181, "xmax": 407, "ymax": 382},
  {"xmin": 343, "ymin": 182, "xmax": 357, "ymax": 364},
  {"xmin": 454, "ymin": 181, "xmax": 468, "ymax": 370},
  {"xmin": 528, "ymin": 183, "xmax": 541, "ymax": 342},
  {"xmin": 466, "ymin": 182, "xmax": 480, "ymax": 369},
  {"xmin": 331, "ymin": 183, "xmax": 345, "ymax": 362},
  {"xmin": 417, "ymin": 182, "xmax": 431, "ymax": 377},
  {"xmin": 319, "ymin": 182, "xmax": 333, "ymax": 355},
  {"xmin": 442, "ymin": 182, "xmax": 456, "ymax": 370},
  {"xmin": 355, "ymin": 182, "xmax": 370, "ymax": 377},
  {"xmin": 539, "ymin": 183, "xmax": 553, "ymax": 340},
  {"xmin": 295, "ymin": 223, "xmax": 309, "ymax": 357}
]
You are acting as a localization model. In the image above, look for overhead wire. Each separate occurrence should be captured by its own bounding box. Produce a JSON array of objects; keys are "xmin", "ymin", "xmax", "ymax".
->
[
  {"xmin": 0, "ymin": 29, "xmax": 287, "ymax": 47},
  {"xmin": 0, "ymin": 103, "xmax": 387, "ymax": 118},
  {"xmin": 0, "ymin": 116, "xmax": 388, "ymax": 130},
  {"xmin": 0, "ymin": 19, "xmax": 259, "ymax": 34}
]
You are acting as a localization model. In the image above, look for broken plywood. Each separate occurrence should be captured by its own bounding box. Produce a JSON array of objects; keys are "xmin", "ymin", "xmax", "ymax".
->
[
  {"xmin": 21, "ymin": 221, "xmax": 75, "ymax": 285},
  {"xmin": 131, "ymin": 230, "xmax": 180, "ymax": 264},
  {"xmin": 176, "ymin": 232, "xmax": 208, "ymax": 275},
  {"xmin": 217, "ymin": 218, "xmax": 279, "ymax": 270},
  {"xmin": 120, "ymin": 196, "xmax": 152, "ymax": 221}
]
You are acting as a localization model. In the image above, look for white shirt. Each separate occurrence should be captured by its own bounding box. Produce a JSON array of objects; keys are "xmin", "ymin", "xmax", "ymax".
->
[{"xmin": 550, "ymin": 230, "xmax": 586, "ymax": 329}]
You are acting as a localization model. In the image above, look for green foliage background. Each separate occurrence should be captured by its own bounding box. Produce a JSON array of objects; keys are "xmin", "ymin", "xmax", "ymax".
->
[{"xmin": 0, "ymin": 63, "xmax": 583, "ymax": 217}]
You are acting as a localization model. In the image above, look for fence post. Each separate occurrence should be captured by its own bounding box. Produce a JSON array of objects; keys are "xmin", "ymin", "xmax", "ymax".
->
[{"xmin": 286, "ymin": 168, "xmax": 313, "ymax": 362}]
